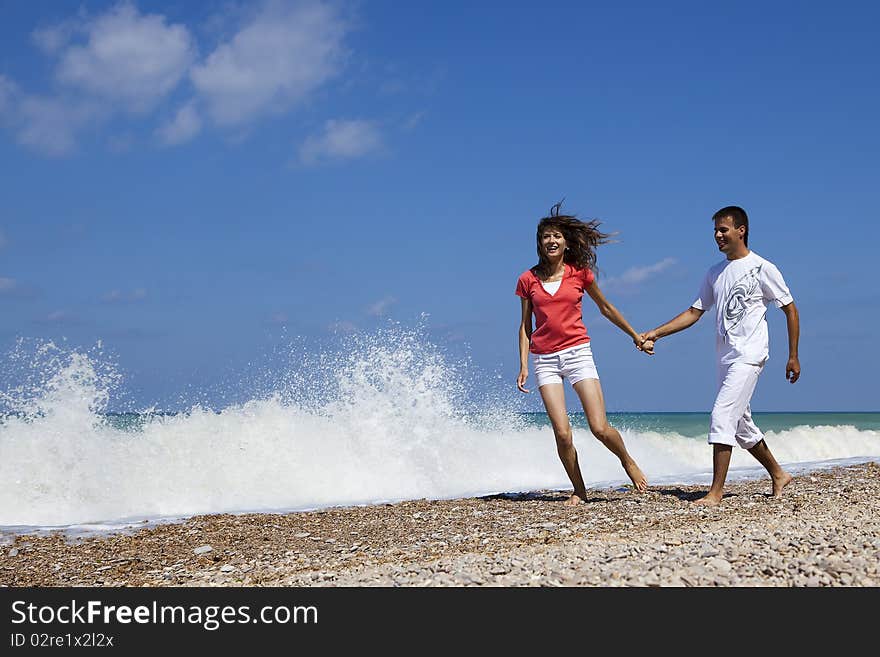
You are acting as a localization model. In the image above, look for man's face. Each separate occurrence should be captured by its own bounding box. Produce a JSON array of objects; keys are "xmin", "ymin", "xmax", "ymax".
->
[{"xmin": 714, "ymin": 216, "xmax": 745, "ymax": 255}]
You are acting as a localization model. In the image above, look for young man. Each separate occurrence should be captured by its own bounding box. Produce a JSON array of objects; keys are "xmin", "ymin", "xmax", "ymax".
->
[{"xmin": 640, "ymin": 206, "xmax": 800, "ymax": 505}]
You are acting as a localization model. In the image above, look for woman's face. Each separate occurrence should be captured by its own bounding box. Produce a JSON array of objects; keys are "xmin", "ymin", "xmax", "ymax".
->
[{"xmin": 540, "ymin": 227, "xmax": 566, "ymax": 258}]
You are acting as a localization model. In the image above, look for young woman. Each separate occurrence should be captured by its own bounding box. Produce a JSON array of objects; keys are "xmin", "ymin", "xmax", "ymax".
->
[{"xmin": 516, "ymin": 203, "xmax": 649, "ymax": 505}]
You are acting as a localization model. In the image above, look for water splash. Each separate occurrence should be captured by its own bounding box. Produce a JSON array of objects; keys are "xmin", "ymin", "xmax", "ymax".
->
[{"xmin": 1, "ymin": 332, "xmax": 878, "ymax": 531}]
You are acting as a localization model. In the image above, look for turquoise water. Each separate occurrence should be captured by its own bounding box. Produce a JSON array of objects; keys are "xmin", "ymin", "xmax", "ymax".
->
[
  {"xmin": 521, "ymin": 412, "xmax": 880, "ymax": 438},
  {"xmin": 90, "ymin": 411, "xmax": 880, "ymax": 436}
]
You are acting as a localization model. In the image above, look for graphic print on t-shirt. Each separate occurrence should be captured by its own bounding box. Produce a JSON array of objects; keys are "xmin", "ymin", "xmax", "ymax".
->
[{"xmin": 722, "ymin": 265, "xmax": 761, "ymax": 340}]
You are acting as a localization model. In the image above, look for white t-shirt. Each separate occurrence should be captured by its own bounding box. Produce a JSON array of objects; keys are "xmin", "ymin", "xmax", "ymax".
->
[{"xmin": 692, "ymin": 251, "xmax": 793, "ymax": 366}]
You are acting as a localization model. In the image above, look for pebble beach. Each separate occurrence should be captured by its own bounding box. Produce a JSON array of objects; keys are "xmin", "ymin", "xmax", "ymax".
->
[{"xmin": 2, "ymin": 461, "xmax": 878, "ymax": 587}]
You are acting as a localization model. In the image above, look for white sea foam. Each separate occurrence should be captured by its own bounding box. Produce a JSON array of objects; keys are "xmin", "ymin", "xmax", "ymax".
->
[{"xmin": 1, "ymin": 334, "xmax": 878, "ymax": 531}]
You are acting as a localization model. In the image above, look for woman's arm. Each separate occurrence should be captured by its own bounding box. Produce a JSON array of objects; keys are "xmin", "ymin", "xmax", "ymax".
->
[
  {"xmin": 585, "ymin": 281, "xmax": 646, "ymax": 349},
  {"xmin": 517, "ymin": 297, "xmax": 533, "ymax": 393}
]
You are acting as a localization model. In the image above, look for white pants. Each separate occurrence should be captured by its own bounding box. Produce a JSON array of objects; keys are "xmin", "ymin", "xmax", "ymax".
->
[
  {"xmin": 530, "ymin": 343, "xmax": 599, "ymax": 388},
  {"xmin": 708, "ymin": 361, "xmax": 765, "ymax": 449}
]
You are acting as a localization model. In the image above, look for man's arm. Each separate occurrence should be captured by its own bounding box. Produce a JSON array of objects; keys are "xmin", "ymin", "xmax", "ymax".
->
[
  {"xmin": 781, "ymin": 301, "xmax": 800, "ymax": 383},
  {"xmin": 643, "ymin": 307, "xmax": 705, "ymax": 343}
]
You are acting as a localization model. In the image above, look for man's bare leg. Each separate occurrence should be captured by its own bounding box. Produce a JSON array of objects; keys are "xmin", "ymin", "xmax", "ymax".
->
[
  {"xmin": 695, "ymin": 444, "xmax": 733, "ymax": 506},
  {"xmin": 747, "ymin": 439, "xmax": 793, "ymax": 497}
]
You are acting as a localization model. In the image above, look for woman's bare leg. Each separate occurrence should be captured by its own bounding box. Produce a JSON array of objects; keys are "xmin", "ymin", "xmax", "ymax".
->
[
  {"xmin": 572, "ymin": 378, "xmax": 648, "ymax": 492},
  {"xmin": 538, "ymin": 383, "xmax": 589, "ymax": 504}
]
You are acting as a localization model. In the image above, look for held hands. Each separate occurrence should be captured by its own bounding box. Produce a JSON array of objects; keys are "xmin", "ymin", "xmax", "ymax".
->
[
  {"xmin": 634, "ymin": 331, "xmax": 656, "ymax": 356},
  {"xmin": 517, "ymin": 368, "xmax": 530, "ymax": 393}
]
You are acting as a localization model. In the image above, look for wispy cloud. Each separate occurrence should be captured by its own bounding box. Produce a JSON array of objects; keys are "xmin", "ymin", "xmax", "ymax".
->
[
  {"xmin": 402, "ymin": 111, "xmax": 426, "ymax": 132},
  {"xmin": 3, "ymin": 3, "xmax": 194, "ymax": 155},
  {"xmin": 0, "ymin": 277, "xmax": 38, "ymax": 299},
  {"xmin": 366, "ymin": 295, "xmax": 396, "ymax": 317},
  {"xmin": 601, "ymin": 257, "xmax": 678, "ymax": 292},
  {"xmin": 156, "ymin": 102, "xmax": 202, "ymax": 145},
  {"xmin": 31, "ymin": 15, "xmax": 81, "ymax": 55},
  {"xmin": 191, "ymin": 0, "xmax": 349, "ymax": 128},
  {"xmin": 102, "ymin": 288, "xmax": 147, "ymax": 303},
  {"xmin": 2, "ymin": 1, "xmax": 354, "ymax": 154},
  {"xmin": 14, "ymin": 94, "xmax": 103, "ymax": 156},
  {"xmin": 33, "ymin": 310, "xmax": 78, "ymax": 325},
  {"xmin": 299, "ymin": 119, "xmax": 382, "ymax": 165},
  {"xmin": 0, "ymin": 75, "xmax": 17, "ymax": 114},
  {"xmin": 54, "ymin": 2, "xmax": 195, "ymax": 113}
]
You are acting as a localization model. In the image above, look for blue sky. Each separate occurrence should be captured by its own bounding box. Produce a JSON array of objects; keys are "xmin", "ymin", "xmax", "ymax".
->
[{"xmin": 1, "ymin": 0, "xmax": 877, "ymax": 413}]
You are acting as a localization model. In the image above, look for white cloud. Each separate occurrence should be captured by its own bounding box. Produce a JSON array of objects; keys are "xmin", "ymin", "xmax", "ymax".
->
[
  {"xmin": 156, "ymin": 102, "xmax": 202, "ymax": 145},
  {"xmin": 56, "ymin": 2, "xmax": 196, "ymax": 113},
  {"xmin": 0, "ymin": 277, "xmax": 39, "ymax": 299},
  {"xmin": 602, "ymin": 257, "xmax": 678, "ymax": 291},
  {"xmin": 4, "ymin": 1, "xmax": 361, "ymax": 155},
  {"xmin": 366, "ymin": 295, "xmax": 396, "ymax": 317},
  {"xmin": 4, "ymin": 3, "xmax": 195, "ymax": 155},
  {"xmin": 15, "ymin": 94, "xmax": 102, "ymax": 157},
  {"xmin": 0, "ymin": 75, "xmax": 19, "ymax": 117},
  {"xmin": 299, "ymin": 118, "xmax": 381, "ymax": 165},
  {"xmin": 1, "ymin": 75, "xmax": 94, "ymax": 156},
  {"xmin": 31, "ymin": 20, "xmax": 78, "ymax": 55},
  {"xmin": 191, "ymin": 0, "xmax": 349, "ymax": 126}
]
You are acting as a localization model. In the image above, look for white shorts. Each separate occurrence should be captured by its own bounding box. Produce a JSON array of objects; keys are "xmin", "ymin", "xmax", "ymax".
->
[
  {"xmin": 708, "ymin": 361, "xmax": 765, "ymax": 448},
  {"xmin": 530, "ymin": 343, "xmax": 599, "ymax": 388}
]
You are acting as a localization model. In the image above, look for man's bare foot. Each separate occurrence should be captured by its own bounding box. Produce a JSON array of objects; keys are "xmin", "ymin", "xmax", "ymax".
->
[
  {"xmin": 771, "ymin": 471, "xmax": 793, "ymax": 497},
  {"xmin": 693, "ymin": 493, "xmax": 723, "ymax": 506},
  {"xmin": 564, "ymin": 492, "xmax": 587, "ymax": 506},
  {"xmin": 622, "ymin": 460, "xmax": 648, "ymax": 492}
]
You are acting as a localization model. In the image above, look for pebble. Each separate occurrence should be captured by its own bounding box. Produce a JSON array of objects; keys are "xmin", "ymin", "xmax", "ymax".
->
[{"xmin": 2, "ymin": 462, "xmax": 878, "ymax": 588}]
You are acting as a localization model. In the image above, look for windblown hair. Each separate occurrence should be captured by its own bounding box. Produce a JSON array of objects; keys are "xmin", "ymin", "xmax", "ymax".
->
[
  {"xmin": 713, "ymin": 205, "xmax": 749, "ymax": 247},
  {"xmin": 532, "ymin": 200, "xmax": 613, "ymax": 278}
]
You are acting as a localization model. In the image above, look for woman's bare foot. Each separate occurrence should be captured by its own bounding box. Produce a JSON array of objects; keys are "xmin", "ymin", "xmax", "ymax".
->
[
  {"xmin": 771, "ymin": 471, "xmax": 793, "ymax": 497},
  {"xmin": 622, "ymin": 460, "xmax": 648, "ymax": 492}
]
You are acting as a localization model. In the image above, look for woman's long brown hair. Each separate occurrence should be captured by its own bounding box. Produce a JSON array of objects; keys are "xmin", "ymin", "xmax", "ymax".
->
[{"xmin": 532, "ymin": 201, "xmax": 613, "ymax": 278}]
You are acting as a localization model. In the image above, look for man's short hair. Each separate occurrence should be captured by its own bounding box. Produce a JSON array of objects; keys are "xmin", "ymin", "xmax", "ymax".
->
[{"xmin": 713, "ymin": 205, "xmax": 749, "ymax": 247}]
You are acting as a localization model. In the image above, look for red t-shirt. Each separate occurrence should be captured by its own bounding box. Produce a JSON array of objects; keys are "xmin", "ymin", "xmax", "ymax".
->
[{"xmin": 515, "ymin": 264, "xmax": 595, "ymax": 354}]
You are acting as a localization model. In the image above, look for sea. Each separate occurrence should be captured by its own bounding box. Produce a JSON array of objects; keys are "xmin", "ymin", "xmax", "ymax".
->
[{"xmin": 1, "ymin": 332, "xmax": 878, "ymax": 535}]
